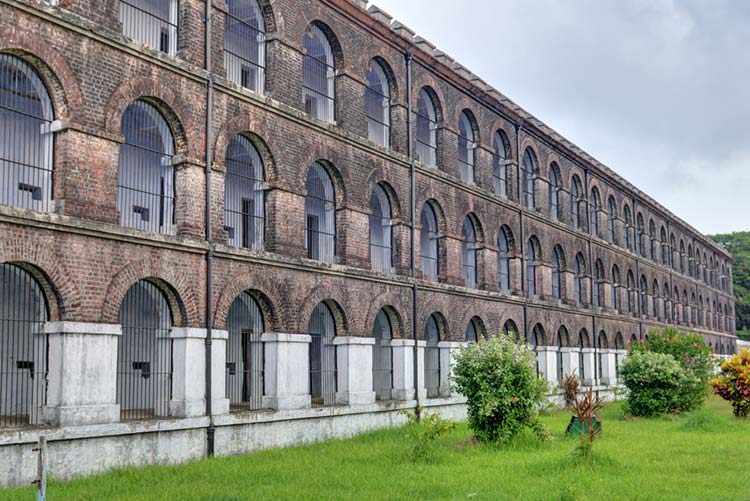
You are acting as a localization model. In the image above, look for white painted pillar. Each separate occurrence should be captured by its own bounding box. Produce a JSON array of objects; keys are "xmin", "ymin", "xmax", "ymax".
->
[
  {"xmin": 560, "ymin": 347, "xmax": 579, "ymax": 381},
  {"xmin": 535, "ymin": 346, "xmax": 557, "ymax": 384},
  {"xmin": 333, "ymin": 336, "xmax": 376, "ymax": 405},
  {"xmin": 391, "ymin": 339, "xmax": 415, "ymax": 401},
  {"xmin": 437, "ymin": 341, "xmax": 464, "ymax": 397},
  {"xmin": 416, "ymin": 340, "xmax": 427, "ymax": 401},
  {"xmin": 599, "ymin": 349, "xmax": 617, "ymax": 386},
  {"xmin": 210, "ymin": 329, "xmax": 230, "ymax": 416},
  {"xmin": 170, "ymin": 328, "xmax": 207, "ymax": 418},
  {"xmin": 261, "ymin": 333, "xmax": 312, "ymax": 410},
  {"xmin": 614, "ymin": 349, "xmax": 628, "ymax": 384},
  {"xmin": 581, "ymin": 348, "xmax": 596, "ymax": 386},
  {"xmin": 43, "ymin": 322, "xmax": 122, "ymax": 426}
]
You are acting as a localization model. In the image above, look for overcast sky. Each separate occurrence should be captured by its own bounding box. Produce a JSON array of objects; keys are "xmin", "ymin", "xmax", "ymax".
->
[{"xmin": 368, "ymin": 0, "xmax": 749, "ymax": 235}]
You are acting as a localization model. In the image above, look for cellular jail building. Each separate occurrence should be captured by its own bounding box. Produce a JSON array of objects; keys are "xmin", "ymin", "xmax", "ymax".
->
[{"xmin": 0, "ymin": 0, "xmax": 737, "ymax": 484}]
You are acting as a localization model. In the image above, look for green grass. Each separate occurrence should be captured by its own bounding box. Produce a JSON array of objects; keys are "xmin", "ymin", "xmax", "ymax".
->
[{"xmin": 5, "ymin": 397, "xmax": 749, "ymax": 500}]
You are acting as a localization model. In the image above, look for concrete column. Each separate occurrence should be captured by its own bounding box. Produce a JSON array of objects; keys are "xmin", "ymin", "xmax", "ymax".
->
[
  {"xmin": 43, "ymin": 322, "xmax": 122, "ymax": 426},
  {"xmin": 170, "ymin": 328, "xmax": 208, "ymax": 418},
  {"xmin": 599, "ymin": 349, "xmax": 617, "ymax": 386},
  {"xmin": 536, "ymin": 346, "xmax": 557, "ymax": 384},
  {"xmin": 581, "ymin": 348, "xmax": 596, "ymax": 386},
  {"xmin": 391, "ymin": 339, "xmax": 415, "ymax": 401},
  {"xmin": 437, "ymin": 341, "xmax": 464, "ymax": 397},
  {"xmin": 261, "ymin": 333, "xmax": 312, "ymax": 410},
  {"xmin": 210, "ymin": 330, "xmax": 230, "ymax": 416},
  {"xmin": 333, "ymin": 337, "xmax": 376, "ymax": 405},
  {"xmin": 560, "ymin": 347, "xmax": 579, "ymax": 381},
  {"xmin": 416, "ymin": 340, "xmax": 427, "ymax": 401}
]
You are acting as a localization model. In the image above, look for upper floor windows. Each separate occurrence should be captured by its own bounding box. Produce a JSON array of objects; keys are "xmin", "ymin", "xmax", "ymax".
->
[
  {"xmin": 498, "ymin": 225, "xmax": 513, "ymax": 292},
  {"xmin": 623, "ymin": 204, "xmax": 633, "ymax": 251},
  {"xmin": 304, "ymin": 162, "xmax": 336, "ymax": 262},
  {"xmin": 420, "ymin": 202, "xmax": 439, "ymax": 281},
  {"xmin": 649, "ymin": 220, "xmax": 656, "ymax": 261},
  {"xmin": 527, "ymin": 237, "xmax": 540, "ymax": 298},
  {"xmin": 552, "ymin": 245, "xmax": 564, "ymax": 300},
  {"xmin": 365, "ymin": 59, "xmax": 391, "ymax": 147},
  {"xmin": 303, "ymin": 24, "xmax": 335, "ymax": 123},
  {"xmin": 416, "ymin": 88, "xmax": 438, "ymax": 167},
  {"xmin": 593, "ymin": 259, "xmax": 604, "ymax": 308},
  {"xmin": 0, "ymin": 54, "xmax": 54, "ymax": 212},
  {"xmin": 224, "ymin": 134, "xmax": 265, "ymax": 250},
  {"xmin": 120, "ymin": 0, "xmax": 178, "ymax": 56},
  {"xmin": 607, "ymin": 196, "xmax": 617, "ymax": 244},
  {"xmin": 611, "ymin": 265, "xmax": 620, "ymax": 312},
  {"xmin": 522, "ymin": 148, "xmax": 536, "ymax": 210},
  {"xmin": 457, "ymin": 111, "xmax": 476, "ymax": 184},
  {"xmin": 636, "ymin": 213, "xmax": 646, "ymax": 257},
  {"xmin": 570, "ymin": 175, "xmax": 583, "ymax": 230},
  {"xmin": 574, "ymin": 252, "xmax": 586, "ymax": 306},
  {"xmin": 549, "ymin": 163, "xmax": 561, "ymax": 220},
  {"xmin": 224, "ymin": 0, "xmax": 266, "ymax": 93},
  {"xmin": 590, "ymin": 187, "xmax": 600, "ymax": 236},
  {"xmin": 660, "ymin": 227, "xmax": 668, "ymax": 265},
  {"xmin": 369, "ymin": 184, "xmax": 393, "ymax": 273},
  {"xmin": 679, "ymin": 240, "xmax": 686, "ymax": 273},
  {"xmin": 118, "ymin": 99, "xmax": 175, "ymax": 234},
  {"xmin": 492, "ymin": 131, "xmax": 511, "ymax": 198},
  {"xmin": 461, "ymin": 215, "xmax": 478, "ymax": 288}
]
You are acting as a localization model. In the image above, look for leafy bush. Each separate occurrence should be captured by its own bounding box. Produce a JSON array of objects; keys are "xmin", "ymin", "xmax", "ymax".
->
[
  {"xmin": 710, "ymin": 349, "xmax": 750, "ymax": 417},
  {"xmin": 558, "ymin": 373, "xmax": 580, "ymax": 410},
  {"xmin": 452, "ymin": 334, "xmax": 549, "ymax": 443},
  {"xmin": 569, "ymin": 387, "xmax": 604, "ymax": 463},
  {"xmin": 629, "ymin": 327, "xmax": 712, "ymax": 412},
  {"xmin": 400, "ymin": 408, "xmax": 455, "ymax": 462},
  {"xmin": 620, "ymin": 351, "xmax": 695, "ymax": 416}
]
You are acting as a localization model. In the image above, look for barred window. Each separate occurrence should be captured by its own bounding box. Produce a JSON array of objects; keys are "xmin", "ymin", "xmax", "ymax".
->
[
  {"xmin": 420, "ymin": 203, "xmax": 439, "ymax": 281},
  {"xmin": 682, "ymin": 290, "xmax": 688, "ymax": 325},
  {"xmin": 664, "ymin": 285, "xmax": 672, "ymax": 322},
  {"xmin": 593, "ymin": 259, "xmax": 604, "ymax": 308},
  {"xmin": 365, "ymin": 60, "xmax": 390, "ymax": 147},
  {"xmin": 503, "ymin": 319, "xmax": 519, "ymax": 339},
  {"xmin": 224, "ymin": 0, "xmax": 266, "ymax": 93},
  {"xmin": 304, "ymin": 162, "xmax": 336, "ymax": 263},
  {"xmin": 548, "ymin": 164, "xmax": 561, "ymax": 219},
  {"xmin": 627, "ymin": 271, "xmax": 635, "ymax": 315},
  {"xmin": 424, "ymin": 314, "xmax": 441, "ymax": 398},
  {"xmin": 498, "ymin": 226, "xmax": 512, "ymax": 292},
  {"xmin": 466, "ymin": 318, "xmax": 479, "ymax": 343},
  {"xmin": 118, "ymin": 100, "xmax": 175, "ymax": 235},
  {"xmin": 0, "ymin": 54, "xmax": 54, "ymax": 212},
  {"xmin": 0, "ymin": 264, "xmax": 48, "ymax": 428},
  {"xmin": 531, "ymin": 324, "xmax": 543, "ymax": 375},
  {"xmin": 225, "ymin": 291, "xmax": 264, "ymax": 412},
  {"xmin": 590, "ymin": 187, "xmax": 600, "ymax": 236},
  {"xmin": 640, "ymin": 276, "xmax": 648, "ymax": 317},
  {"xmin": 670, "ymin": 234, "xmax": 676, "ymax": 269},
  {"xmin": 557, "ymin": 327, "xmax": 569, "ymax": 382},
  {"xmin": 623, "ymin": 205, "xmax": 632, "ymax": 250},
  {"xmin": 598, "ymin": 331, "xmax": 608, "ymax": 379},
  {"xmin": 652, "ymin": 280, "xmax": 659, "ymax": 320},
  {"xmin": 570, "ymin": 175, "xmax": 582, "ymax": 230},
  {"xmin": 461, "ymin": 216, "xmax": 478, "ymax": 288},
  {"xmin": 688, "ymin": 244, "xmax": 694, "ymax": 276},
  {"xmin": 607, "ymin": 196, "xmax": 617, "ymax": 244},
  {"xmin": 302, "ymin": 24, "xmax": 335, "ymax": 123},
  {"xmin": 492, "ymin": 130, "xmax": 510, "ymax": 198},
  {"xmin": 522, "ymin": 148, "xmax": 536, "ymax": 209},
  {"xmin": 415, "ymin": 88, "xmax": 437, "ymax": 167},
  {"xmin": 552, "ymin": 246, "xmax": 564, "ymax": 300},
  {"xmin": 637, "ymin": 214, "xmax": 646, "ymax": 257},
  {"xmin": 649, "ymin": 220, "xmax": 656, "ymax": 261},
  {"xmin": 369, "ymin": 184, "xmax": 393, "ymax": 273},
  {"xmin": 679, "ymin": 240, "xmax": 685, "ymax": 273},
  {"xmin": 117, "ymin": 280, "xmax": 173, "ymax": 421},
  {"xmin": 224, "ymin": 135, "xmax": 265, "ymax": 250},
  {"xmin": 574, "ymin": 253, "xmax": 586, "ymax": 306},
  {"xmin": 527, "ymin": 238, "xmax": 538, "ymax": 298},
  {"xmin": 372, "ymin": 309, "xmax": 393, "ymax": 401},
  {"xmin": 578, "ymin": 330, "xmax": 588, "ymax": 380},
  {"xmin": 611, "ymin": 265, "xmax": 620, "ymax": 311},
  {"xmin": 457, "ymin": 111, "xmax": 476, "ymax": 184},
  {"xmin": 309, "ymin": 302, "xmax": 337, "ymax": 407},
  {"xmin": 119, "ymin": 0, "xmax": 178, "ymax": 55},
  {"xmin": 660, "ymin": 227, "xmax": 668, "ymax": 265}
]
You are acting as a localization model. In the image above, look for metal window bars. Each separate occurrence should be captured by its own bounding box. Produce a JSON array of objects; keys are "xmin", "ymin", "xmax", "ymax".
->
[
  {"xmin": 224, "ymin": 0, "xmax": 266, "ymax": 94},
  {"xmin": 224, "ymin": 135, "xmax": 265, "ymax": 250},
  {"xmin": 117, "ymin": 280, "xmax": 173, "ymax": 421},
  {"xmin": 498, "ymin": 231, "xmax": 510, "ymax": 291},
  {"xmin": 461, "ymin": 217, "xmax": 477, "ymax": 288},
  {"xmin": 0, "ymin": 264, "xmax": 48, "ymax": 429},
  {"xmin": 424, "ymin": 315, "xmax": 440, "ymax": 398},
  {"xmin": 522, "ymin": 150, "xmax": 535, "ymax": 209},
  {"xmin": 465, "ymin": 320, "xmax": 478, "ymax": 343},
  {"xmin": 0, "ymin": 54, "xmax": 54, "ymax": 213},
  {"xmin": 420, "ymin": 204, "xmax": 438, "ymax": 281},
  {"xmin": 492, "ymin": 132, "xmax": 508, "ymax": 198},
  {"xmin": 369, "ymin": 185, "xmax": 393, "ymax": 273},
  {"xmin": 119, "ymin": 0, "xmax": 178, "ymax": 56},
  {"xmin": 365, "ymin": 60, "xmax": 390, "ymax": 147},
  {"xmin": 372, "ymin": 309, "xmax": 393, "ymax": 401},
  {"xmin": 457, "ymin": 112, "xmax": 475, "ymax": 184},
  {"xmin": 118, "ymin": 100, "xmax": 176, "ymax": 235},
  {"xmin": 225, "ymin": 291, "xmax": 264, "ymax": 412},
  {"xmin": 548, "ymin": 168, "xmax": 560, "ymax": 219},
  {"xmin": 304, "ymin": 162, "xmax": 336, "ymax": 263},
  {"xmin": 302, "ymin": 24, "xmax": 335, "ymax": 123},
  {"xmin": 415, "ymin": 89, "xmax": 437, "ymax": 166},
  {"xmin": 309, "ymin": 302, "xmax": 337, "ymax": 407}
]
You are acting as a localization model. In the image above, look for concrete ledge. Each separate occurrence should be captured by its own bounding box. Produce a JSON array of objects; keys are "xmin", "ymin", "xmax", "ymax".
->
[
  {"xmin": 437, "ymin": 341, "xmax": 465, "ymax": 349},
  {"xmin": 170, "ymin": 328, "xmax": 209, "ymax": 339},
  {"xmin": 390, "ymin": 339, "xmax": 415, "ymax": 347},
  {"xmin": 43, "ymin": 404, "xmax": 120, "ymax": 427},
  {"xmin": 261, "ymin": 395, "xmax": 311, "ymax": 411},
  {"xmin": 44, "ymin": 322, "xmax": 122, "ymax": 336},
  {"xmin": 333, "ymin": 336, "xmax": 376, "ymax": 346},
  {"xmin": 210, "ymin": 329, "xmax": 229, "ymax": 340},
  {"xmin": 261, "ymin": 333, "xmax": 312, "ymax": 344},
  {"xmin": 336, "ymin": 391, "xmax": 376, "ymax": 406}
]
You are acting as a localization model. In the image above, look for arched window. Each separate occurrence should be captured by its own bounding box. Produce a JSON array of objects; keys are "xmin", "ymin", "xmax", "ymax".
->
[
  {"xmin": 415, "ymin": 88, "xmax": 437, "ymax": 166},
  {"xmin": 571, "ymin": 175, "xmax": 582, "ymax": 230},
  {"xmin": 225, "ymin": 291, "xmax": 264, "ymax": 412},
  {"xmin": 598, "ymin": 331, "xmax": 608, "ymax": 380},
  {"xmin": 118, "ymin": 100, "xmax": 175, "ymax": 234},
  {"xmin": 557, "ymin": 327, "xmax": 569, "ymax": 381},
  {"xmin": 590, "ymin": 188, "xmax": 600, "ymax": 236},
  {"xmin": 637, "ymin": 214, "xmax": 646, "ymax": 257},
  {"xmin": 305, "ymin": 162, "xmax": 336, "ymax": 262},
  {"xmin": 503, "ymin": 319, "xmax": 519, "ymax": 338},
  {"xmin": 466, "ymin": 317, "xmax": 482, "ymax": 343},
  {"xmin": 462, "ymin": 216, "xmax": 478, "ymax": 288},
  {"xmin": 118, "ymin": 280, "xmax": 174, "ymax": 420},
  {"xmin": 457, "ymin": 111, "xmax": 476, "ymax": 184},
  {"xmin": 365, "ymin": 59, "xmax": 391, "ymax": 147},
  {"xmin": 0, "ymin": 264, "xmax": 48, "ymax": 427},
  {"xmin": 639, "ymin": 276, "xmax": 648, "ymax": 317},
  {"xmin": 670, "ymin": 234, "xmax": 677, "ymax": 269},
  {"xmin": 420, "ymin": 202, "xmax": 439, "ymax": 281},
  {"xmin": 369, "ymin": 184, "xmax": 393, "ymax": 273},
  {"xmin": 302, "ymin": 24, "xmax": 335, "ymax": 123},
  {"xmin": 224, "ymin": 134, "xmax": 265, "ymax": 250},
  {"xmin": 119, "ymin": 0, "xmax": 178, "ymax": 55},
  {"xmin": 527, "ymin": 237, "xmax": 540, "ymax": 298},
  {"xmin": 682, "ymin": 290, "xmax": 689, "ymax": 325},
  {"xmin": 578, "ymin": 330, "xmax": 588, "ymax": 381},
  {"xmin": 691, "ymin": 293, "xmax": 697, "ymax": 326},
  {"xmin": 679, "ymin": 240, "xmax": 686, "ymax": 273},
  {"xmin": 372, "ymin": 309, "xmax": 393, "ymax": 401},
  {"xmin": 688, "ymin": 244, "xmax": 694, "ymax": 276},
  {"xmin": 664, "ymin": 285, "xmax": 671, "ymax": 322},
  {"xmin": 574, "ymin": 253, "xmax": 586, "ymax": 306},
  {"xmin": 593, "ymin": 259, "xmax": 604, "ymax": 308},
  {"xmin": 224, "ymin": 0, "xmax": 266, "ymax": 93},
  {"xmin": 615, "ymin": 333, "xmax": 624, "ymax": 377},
  {"xmin": 0, "ymin": 54, "xmax": 54, "ymax": 212},
  {"xmin": 424, "ymin": 314, "xmax": 442, "ymax": 398},
  {"xmin": 309, "ymin": 302, "xmax": 337, "ymax": 406},
  {"xmin": 493, "ymin": 131, "xmax": 510, "ymax": 198},
  {"xmin": 522, "ymin": 148, "xmax": 536, "ymax": 209},
  {"xmin": 531, "ymin": 324, "xmax": 543, "ymax": 375},
  {"xmin": 548, "ymin": 164, "xmax": 561, "ymax": 219},
  {"xmin": 607, "ymin": 196, "xmax": 617, "ymax": 244},
  {"xmin": 626, "ymin": 270, "xmax": 635, "ymax": 315},
  {"xmin": 649, "ymin": 220, "xmax": 657, "ymax": 261},
  {"xmin": 652, "ymin": 280, "xmax": 659, "ymax": 321},
  {"xmin": 611, "ymin": 265, "xmax": 620, "ymax": 312},
  {"xmin": 623, "ymin": 205, "xmax": 632, "ymax": 250},
  {"xmin": 552, "ymin": 245, "xmax": 564, "ymax": 300},
  {"xmin": 660, "ymin": 227, "xmax": 668, "ymax": 265},
  {"xmin": 498, "ymin": 225, "xmax": 512, "ymax": 292}
]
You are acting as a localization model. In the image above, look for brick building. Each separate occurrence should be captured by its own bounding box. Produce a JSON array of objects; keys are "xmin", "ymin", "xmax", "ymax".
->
[{"xmin": 0, "ymin": 0, "xmax": 736, "ymax": 484}]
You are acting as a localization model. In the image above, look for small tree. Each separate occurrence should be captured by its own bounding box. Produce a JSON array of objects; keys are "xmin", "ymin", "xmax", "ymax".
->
[
  {"xmin": 710, "ymin": 349, "xmax": 750, "ymax": 417},
  {"xmin": 453, "ymin": 334, "xmax": 549, "ymax": 443},
  {"xmin": 620, "ymin": 351, "xmax": 693, "ymax": 416}
]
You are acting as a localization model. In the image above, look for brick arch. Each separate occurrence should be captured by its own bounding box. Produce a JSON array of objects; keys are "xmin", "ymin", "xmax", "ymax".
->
[
  {"xmin": 364, "ymin": 166, "xmax": 403, "ymax": 220},
  {"xmin": 519, "ymin": 139, "xmax": 541, "ymax": 173},
  {"xmin": 292, "ymin": 13, "xmax": 346, "ymax": 71},
  {"xmin": 297, "ymin": 147, "xmax": 349, "ymax": 206},
  {"xmin": 363, "ymin": 292, "xmax": 409, "ymax": 340},
  {"xmin": 485, "ymin": 120, "xmax": 516, "ymax": 156},
  {"xmin": 421, "ymin": 310, "xmax": 449, "ymax": 341},
  {"xmin": 494, "ymin": 223, "xmax": 518, "ymax": 256},
  {"xmin": 212, "ymin": 112, "xmax": 279, "ymax": 181},
  {"xmin": 457, "ymin": 305, "xmax": 496, "ymax": 341},
  {"xmin": 213, "ymin": 273, "xmax": 285, "ymax": 332},
  {"xmin": 358, "ymin": 51, "xmax": 402, "ymax": 102},
  {"xmin": 253, "ymin": 0, "xmax": 279, "ymax": 34},
  {"xmin": 296, "ymin": 286, "xmax": 350, "ymax": 336},
  {"xmin": 104, "ymin": 77, "xmax": 198, "ymax": 158},
  {"xmin": 101, "ymin": 262, "xmax": 200, "ymax": 327},
  {"xmin": 0, "ymin": 28, "xmax": 84, "ymax": 121},
  {"xmin": 545, "ymin": 153, "xmax": 565, "ymax": 187},
  {"xmin": 453, "ymin": 100, "xmax": 481, "ymax": 145},
  {"xmin": 411, "ymin": 74, "xmax": 446, "ymax": 123}
]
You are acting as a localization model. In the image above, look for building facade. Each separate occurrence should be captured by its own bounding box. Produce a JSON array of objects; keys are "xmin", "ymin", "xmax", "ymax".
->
[{"xmin": 0, "ymin": 0, "xmax": 736, "ymax": 485}]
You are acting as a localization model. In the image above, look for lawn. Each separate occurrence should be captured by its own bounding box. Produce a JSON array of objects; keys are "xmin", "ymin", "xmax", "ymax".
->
[{"xmin": 5, "ymin": 397, "xmax": 749, "ymax": 500}]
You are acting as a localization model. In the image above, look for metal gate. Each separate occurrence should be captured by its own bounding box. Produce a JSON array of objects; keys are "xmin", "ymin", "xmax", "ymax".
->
[
  {"xmin": 309, "ymin": 302, "xmax": 337, "ymax": 406},
  {"xmin": 226, "ymin": 291, "xmax": 264, "ymax": 412}
]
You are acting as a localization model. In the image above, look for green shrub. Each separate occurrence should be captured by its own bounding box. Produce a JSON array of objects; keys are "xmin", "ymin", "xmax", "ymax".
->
[
  {"xmin": 400, "ymin": 408, "xmax": 455, "ymax": 462},
  {"xmin": 452, "ymin": 334, "xmax": 549, "ymax": 443},
  {"xmin": 620, "ymin": 351, "xmax": 695, "ymax": 416},
  {"xmin": 629, "ymin": 327, "xmax": 712, "ymax": 412}
]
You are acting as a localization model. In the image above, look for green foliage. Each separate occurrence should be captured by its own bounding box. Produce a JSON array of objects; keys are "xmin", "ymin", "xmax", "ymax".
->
[
  {"xmin": 400, "ymin": 408, "xmax": 455, "ymax": 462},
  {"xmin": 620, "ymin": 351, "xmax": 696, "ymax": 416},
  {"xmin": 558, "ymin": 373, "xmax": 580, "ymax": 410},
  {"xmin": 452, "ymin": 334, "xmax": 549, "ymax": 443},
  {"xmin": 710, "ymin": 349, "xmax": 750, "ymax": 417},
  {"xmin": 569, "ymin": 387, "xmax": 605, "ymax": 463},
  {"xmin": 629, "ymin": 327, "xmax": 712, "ymax": 412},
  {"xmin": 709, "ymin": 231, "xmax": 749, "ymax": 333}
]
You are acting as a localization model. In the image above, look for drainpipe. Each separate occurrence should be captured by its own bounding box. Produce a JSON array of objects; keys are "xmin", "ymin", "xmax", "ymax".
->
[
  {"xmin": 203, "ymin": 0, "xmax": 215, "ymax": 457},
  {"xmin": 515, "ymin": 123, "xmax": 527, "ymax": 341},
  {"xmin": 405, "ymin": 50, "xmax": 420, "ymax": 417}
]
